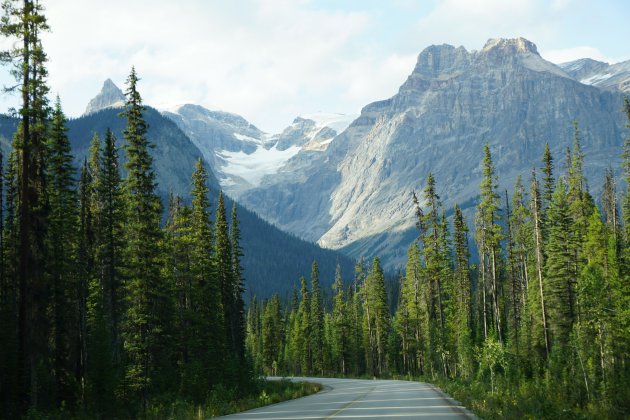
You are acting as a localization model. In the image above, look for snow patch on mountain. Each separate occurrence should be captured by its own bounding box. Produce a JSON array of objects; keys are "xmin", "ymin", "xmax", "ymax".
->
[
  {"xmin": 217, "ymin": 145, "xmax": 301, "ymax": 186},
  {"xmin": 233, "ymin": 132, "xmax": 262, "ymax": 144}
]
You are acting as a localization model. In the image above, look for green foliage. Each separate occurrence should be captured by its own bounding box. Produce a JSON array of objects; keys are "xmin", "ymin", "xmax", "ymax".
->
[{"xmin": 245, "ymin": 136, "xmax": 630, "ymax": 418}]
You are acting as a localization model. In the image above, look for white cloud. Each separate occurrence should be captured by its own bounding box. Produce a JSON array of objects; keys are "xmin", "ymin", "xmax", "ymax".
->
[
  {"xmin": 36, "ymin": 0, "xmax": 385, "ymax": 132},
  {"xmin": 541, "ymin": 46, "xmax": 612, "ymax": 64},
  {"xmin": 0, "ymin": 0, "xmax": 627, "ymax": 133}
]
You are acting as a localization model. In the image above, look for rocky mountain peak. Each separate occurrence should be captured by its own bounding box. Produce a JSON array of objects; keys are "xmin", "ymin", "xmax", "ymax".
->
[
  {"xmin": 481, "ymin": 37, "xmax": 538, "ymax": 56},
  {"xmin": 412, "ymin": 44, "xmax": 469, "ymax": 78},
  {"xmin": 84, "ymin": 79, "xmax": 126, "ymax": 115}
]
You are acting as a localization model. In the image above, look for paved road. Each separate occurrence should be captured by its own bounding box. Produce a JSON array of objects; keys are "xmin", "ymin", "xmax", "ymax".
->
[{"xmin": 218, "ymin": 377, "xmax": 474, "ymax": 419}]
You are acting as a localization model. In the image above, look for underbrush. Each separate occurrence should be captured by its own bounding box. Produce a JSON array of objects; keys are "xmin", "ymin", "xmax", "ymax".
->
[
  {"xmin": 145, "ymin": 379, "xmax": 321, "ymax": 419},
  {"xmin": 434, "ymin": 376, "xmax": 627, "ymax": 419}
]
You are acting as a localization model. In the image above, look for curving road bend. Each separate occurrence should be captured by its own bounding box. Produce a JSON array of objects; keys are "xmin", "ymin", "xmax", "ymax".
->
[{"xmin": 217, "ymin": 377, "xmax": 475, "ymax": 419}]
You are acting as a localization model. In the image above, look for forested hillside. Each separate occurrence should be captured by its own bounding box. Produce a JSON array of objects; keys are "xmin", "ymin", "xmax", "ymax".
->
[
  {"xmin": 247, "ymin": 117, "xmax": 630, "ymax": 418},
  {"xmin": 0, "ymin": 100, "xmax": 355, "ymax": 301}
]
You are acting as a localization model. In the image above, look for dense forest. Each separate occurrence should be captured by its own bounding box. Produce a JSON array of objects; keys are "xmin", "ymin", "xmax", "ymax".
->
[
  {"xmin": 0, "ymin": 1, "xmax": 253, "ymax": 417},
  {"xmin": 2, "ymin": 1, "xmax": 630, "ymax": 419},
  {"xmin": 246, "ymin": 118, "xmax": 630, "ymax": 417}
]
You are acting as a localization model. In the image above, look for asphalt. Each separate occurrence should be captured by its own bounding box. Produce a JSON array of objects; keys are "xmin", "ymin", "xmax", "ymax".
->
[{"xmin": 216, "ymin": 377, "xmax": 475, "ymax": 419}]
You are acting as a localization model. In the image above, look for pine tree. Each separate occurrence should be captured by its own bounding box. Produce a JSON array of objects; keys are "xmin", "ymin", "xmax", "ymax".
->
[
  {"xmin": 542, "ymin": 143, "xmax": 555, "ymax": 210},
  {"xmin": 396, "ymin": 241, "xmax": 428, "ymax": 376},
  {"xmin": 230, "ymin": 202, "xmax": 246, "ymax": 362},
  {"xmin": 95, "ymin": 129, "xmax": 125, "ymax": 366},
  {"xmin": 190, "ymin": 160, "xmax": 225, "ymax": 389},
  {"xmin": 310, "ymin": 261, "xmax": 325, "ymax": 374},
  {"xmin": 261, "ymin": 294, "xmax": 283, "ymax": 375},
  {"xmin": 530, "ymin": 169, "xmax": 550, "ymax": 358},
  {"xmin": 80, "ymin": 159, "xmax": 115, "ymax": 415},
  {"xmin": 602, "ymin": 167, "xmax": 619, "ymax": 240},
  {"xmin": 504, "ymin": 189, "xmax": 521, "ymax": 352},
  {"xmin": 350, "ymin": 259, "xmax": 366, "ymax": 376},
  {"xmin": 120, "ymin": 67, "xmax": 170, "ymax": 409},
  {"xmin": 297, "ymin": 276, "xmax": 311, "ymax": 373},
  {"xmin": 331, "ymin": 263, "xmax": 350, "ymax": 375},
  {"xmin": 419, "ymin": 173, "xmax": 450, "ymax": 374},
  {"xmin": 545, "ymin": 178, "xmax": 575, "ymax": 350},
  {"xmin": 475, "ymin": 144, "xmax": 503, "ymax": 342},
  {"xmin": 362, "ymin": 257, "xmax": 390, "ymax": 376},
  {"xmin": 1, "ymin": 0, "xmax": 52, "ymax": 409},
  {"xmin": 46, "ymin": 97, "xmax": 80, "ymax": 404},
  {"xmin": 452, "ymin": 204, "xmax": 473, "ymax": 377}
]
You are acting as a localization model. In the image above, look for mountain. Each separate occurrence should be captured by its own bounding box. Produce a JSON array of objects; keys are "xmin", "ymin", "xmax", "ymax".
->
[
  {"xmin": 163, "ymin": 105, "xmax": 355, "ymax": 196},
  {"xmin": 234, "ymin": 37, "xmax": 627, "ymax": 268},
  {"xmin": 560, "ymin": 57, "xmax": 630, "ymax": 93},
  {"xmin": 84, "ymin": 78, "xmax": 126, "ymax": 115},
  {"xmin": 0, "ymin": 99, "xmax": 355, "ymax": 298}
]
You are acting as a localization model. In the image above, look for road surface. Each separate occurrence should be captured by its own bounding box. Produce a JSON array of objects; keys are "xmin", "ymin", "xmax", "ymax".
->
[{"xmin": 217, "ymin": 377, "xmax": 475, "ymax": 419}]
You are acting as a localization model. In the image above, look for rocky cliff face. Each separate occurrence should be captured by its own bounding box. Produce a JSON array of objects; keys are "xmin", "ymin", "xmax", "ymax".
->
[
  {"xmin": 238, "ymin": 38, "xmax": 627, "ymax": 268},
  {"xmin": 84, "ymin": 79, "xmax": 126, "ymax": 115}
]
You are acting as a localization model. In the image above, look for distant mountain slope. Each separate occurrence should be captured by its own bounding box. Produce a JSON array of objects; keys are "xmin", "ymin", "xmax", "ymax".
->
[
  {"xmin": 68, "ymin": 106, "xmax": 221, "ymax": 195},
  {"xmin": 560, "ymin": 57, "xmax": 630, "ymax": 93},
  {"xmin": 238, "ymin": 37, "xmax": 627, "ymax": 268},
  {"xmin": 163, "ymin": 104, "xmax": 356, "ymax": 196},
  {"xmin": 0, "ymin": 106, "xmax": 355, "ymax": 298}
]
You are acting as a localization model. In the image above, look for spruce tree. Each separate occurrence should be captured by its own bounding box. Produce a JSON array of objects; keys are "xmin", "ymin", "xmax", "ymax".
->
[
  {"xmin": 545, "ymin": 178, "xmax": 575, "ymax": 350},
  {"xmin": 542, "ymin": 143, "xmax": 555, "ymax": 210},
  {"xmin": 190, "ymin": 160, "xmax": 225, "ymax": 388},
  {"xmin": 453, "ymin": 204, "xmax": 473, "ymax": 377},
  {"xmin": 309, "ymin": 261, "xmax": 325, "ymax": 374},
  {"xmin": 529, "ymin": 168, "xmax": 550, "ymax": 358},
  {"xmin": 362, "ymin": 257, "xmax": 390, "ymax": 376},
  {"xmin": 1, "ymin": 0, "xmax": 52, "ymax": 409},
  {"xmin": 475, "ymin": 144, "xmax": 503, "ymax": 342},
  {"xmin": 420, "ymin": 173, "xmax": 449, "ymax": 373},
  {"xmin": 297, "ymin": 276, "xmax": 311, "ymax": 373},
  {"xmin": 96, "ymin": 129, "xmax": 125, "ymax": 365},
  {"xmin": 331, "ymin": 263, "xmax": 350, "ymax": 375},
  {"xmin": 46, "ymin": 97, "xmax": 80, "ymax": 404},
  {"xmin": 120, "ymin": 67, "xmax": 169, "ymax": 409},
  {"xmin": 230, "ymin": 202, "xmax": 246, "ymax": 361}
]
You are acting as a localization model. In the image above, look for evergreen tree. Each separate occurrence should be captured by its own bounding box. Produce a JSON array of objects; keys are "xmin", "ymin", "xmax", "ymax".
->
[
  {"xmin": 297, "ymin": 276, "xmax": 311, "ymax": 373},
  {"xmin": 230, "ymin": 202, "xmax": 246, "ymax": 361},
  {"xmin": 190, "ymin": 160, "xmax": 225, "ymax": 389},
  {"xmin": 530, "ymin": 169, "xmax": 550, "ymax": 358},
  {"xmin": 46, "ymin": 97, "xmax": 79, "ymax": 404},
  {"xmin": 261, "ymin": 294, "xmax": 283, "ymax": 375},
  {"xmin": 396, "ymin": 241, "xmax": 427, "ymax": 376},
  {"xmin": 214, "ymin": 192, "xmax": 232, "ymax": 340},
  {"xmin": 362, "ymin": 257, "xmax": 390, "ymax": 376},
  {"xmin": 475, "ymin": 144, "xmax": 503, "ymax": 342},
  {"xmin": 95, "ymin": 129, "xmax": 125, "ymax": 366},
  {"xmin": 544, "ymin": 178, "xmax": 575, "ymax": 350},
  {"xmin": 309, "ymin": 261, "xmax": 325, "ymax": 374},
  {"xmin": 452, "ymin": 204, "xmax": 473, "ymax": 377},
  {"xmin": 331, "ymin": 263, "xmax": 350, "ymax": 375},
  {"xmin": 1, "ymin": 0, "xmax": 52, "ymax": 410},
  {"xmin": 119, "ymin": 67, "xmax": 170, "ymax": 409},
  {"xmin": 419, "ymin": 173, "xmax": 450, "ymax": 374},
  {"xmin": 542, "ymin": 143, "xmax": 555, "ymax": 210},
  {"xmin": 602, "ymin": 168, "xmax": 619, "ymax": 238}
]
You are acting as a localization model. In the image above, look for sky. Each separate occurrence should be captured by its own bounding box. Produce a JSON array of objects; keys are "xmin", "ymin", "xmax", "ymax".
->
[{"xmin": 0, "ymin": 0, "xmax": 628, "ymax": 133}]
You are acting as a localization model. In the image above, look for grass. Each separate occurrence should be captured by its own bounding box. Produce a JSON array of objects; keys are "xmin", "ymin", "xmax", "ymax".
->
[{"xmin": 144, "ymin": 378, "xmax": 322, "ymax": 419}]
